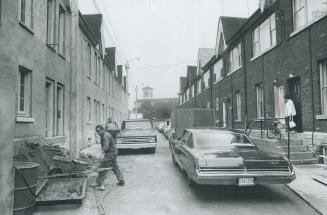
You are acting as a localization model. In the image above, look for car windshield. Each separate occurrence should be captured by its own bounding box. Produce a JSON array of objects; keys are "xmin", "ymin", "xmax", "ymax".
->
[
  {"xmin": 194, "ymin": 132, "xmax": 254, "ymax": 150},
  {"xmin": 125, "ymin": 121, "xmax": 152, "ymax": 130}
]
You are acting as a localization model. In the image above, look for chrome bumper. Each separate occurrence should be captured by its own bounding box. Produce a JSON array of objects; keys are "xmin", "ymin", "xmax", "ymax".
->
[{"xmin": 191, "ymin": 170, "xmax": 296, "ymax": 185}]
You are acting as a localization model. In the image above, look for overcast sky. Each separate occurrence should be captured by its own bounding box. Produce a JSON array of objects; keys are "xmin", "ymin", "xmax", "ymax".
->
[{"xmin": 79, "ymin": 0, "xmax": 260, "ymax": 109}]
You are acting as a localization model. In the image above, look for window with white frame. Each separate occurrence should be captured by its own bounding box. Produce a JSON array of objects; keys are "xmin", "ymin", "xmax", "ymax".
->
[
  {"xmin": 20, "ymin": 0, "xmax": 33, "ymax": 29},
  {"xmin": 58, "ymin": 5, "xmax": 65, "ymax": 56},
  {"xmin": 235, "ymin": 91, "xmax": 241, "ymax": 121},
  {"xmin": 185, "ymin": 89, "xmax": 188, "ymax": 101},
  {"xmin": 320, "ymin": 60, "xmax": 327, "ymax": 115},
  {"xmin": 18, "ymin": 66, "xmax": 32, "ymax": 116},
  {"xmin": 293, "ymin": 0, "xmax": 327, "ymax": 31},
  {"xmin": 203, "ymin": 71, "xmax": 210, "ymax": 89},
  {"xmin": 215, "ymin": 97, "xmax": 219, "ymax": 121},
  {"xmin": 256, "ymin": 83, "xmax": 264, "ymax": 118},
  {"xmin": 47, "ymin": 0, "xmax": 55, "ymax": 48},
  {"xmin": 229, "ymin": 43, "xmax": 242, "ymax": 73},
  {"xmin": 197, "ymin": 79, "xmax": 201, "ymax": 94},
  {"xmin": 213, "ymin": 59, "xmax": 223, "ymax": 83},
  {"xmin": 179, "ymin": 95, "xmax": 183, "ymax": 105},
  {"xmin": 190, "ymin": 85, "xmax": 194, "ymax": 98},
  {"xmin": 252, "ymin": 13, "xmax": 276, "ymax": 57}
]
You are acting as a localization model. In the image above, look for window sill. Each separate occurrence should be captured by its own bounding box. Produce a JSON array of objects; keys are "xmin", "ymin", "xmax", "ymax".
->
[
  {"xmin": 16, "ymin": 116, "xmax": 35, "ymax": 123},
  {"xmin": 227, "ymin": 67, "xmax": 242, "ymax": 77},
  {"xmin": 290, "ymin": 13, "xmax": 327, "ymax": 38},
  {"xmin": 46, "ymin": 44, "xmax": 57, "ymax": 52},
  {"xmin": 19, "ymin": 22, "xmax": 34, "ymax": 34},
  {"xmin": 316, "ymin": 115, "xmax": 327, "ymax": 120},
  {"xmin": 251, "ymin": 45, "xmax": 277, "ymax": 62},
  {"xmin": 234, "ymin": 119, "xmax": 242, "ymax": 122},
  {"xmin": 213, "ymin": 77, "xmax": 223, "ymax": 85},
  {"xmin": 58, "ymin": 53, "xmax": 65, "ymax": 60}
]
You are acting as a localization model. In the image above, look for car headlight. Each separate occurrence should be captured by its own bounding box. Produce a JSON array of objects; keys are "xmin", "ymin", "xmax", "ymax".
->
[
  {"xmin": 150, "ymin": 136, "xmax": 157, "ymax": 143},
  {"xmin": 116, "ymin": 138, "xmax": 122, "ymax": 144}
]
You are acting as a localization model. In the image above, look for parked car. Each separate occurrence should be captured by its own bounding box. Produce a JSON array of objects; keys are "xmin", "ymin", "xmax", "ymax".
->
[
  {"xmin": 170, "ymin": 128, "xmax": 295, "ymax": 186},
  {"xmin": 116, "ymin": 119, "xmax": 157, "ymax": 153}
]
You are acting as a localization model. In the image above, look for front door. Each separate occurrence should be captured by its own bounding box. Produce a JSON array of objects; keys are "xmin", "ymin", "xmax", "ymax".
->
[{"xmin": 287, "ymin": 77, "xmax": 302, "ymax": 132}]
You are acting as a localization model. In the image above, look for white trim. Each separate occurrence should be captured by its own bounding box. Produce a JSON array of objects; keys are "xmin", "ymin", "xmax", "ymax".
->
[
  {"xmin": 316, "ymin": 115, "xmax": 327, "ymax": 120},
  {"xmin": 213, "ymin": 77, "xmax": 223, "ymax": 85},
  {"xmin": 227, "ymin": 67, "xmax": 241, "ymax": 77},
  {"xmin": 16, "ymin": 116, "xmax": 35, "ymax": 123}
]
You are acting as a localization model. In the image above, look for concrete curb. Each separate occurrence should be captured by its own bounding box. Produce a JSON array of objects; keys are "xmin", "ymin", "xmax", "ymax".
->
[{"xmin": 285, "ymin": 184, "xmax": 325, "ymax": 215}]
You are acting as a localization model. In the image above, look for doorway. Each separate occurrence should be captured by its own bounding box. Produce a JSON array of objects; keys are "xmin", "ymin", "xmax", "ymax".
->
[
  {"xmin": 286, "ymin": 77, "xmax": 303, "ymax": 132},
  {"xmin": 222, "ymin": 101, "xmax": 227, "ymax": 128},
  {"xmin": 45, "ymin": 80, "xmax": 54, "ymax": 137}
]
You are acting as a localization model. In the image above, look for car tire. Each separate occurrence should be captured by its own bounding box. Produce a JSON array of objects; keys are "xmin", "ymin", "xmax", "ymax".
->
[
  {"xmin": 185, "ymin": 173, "xmax": 196, "ymax": 187},
  {"xmin": 149, "ymin": 147, "xmax": 156, "ymax": 154}
]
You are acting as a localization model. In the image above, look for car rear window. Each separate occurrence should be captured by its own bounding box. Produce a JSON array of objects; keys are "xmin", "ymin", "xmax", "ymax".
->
[
  {"xmin": 125, "ymin": 121, "xmax": 152, "ymax": 130},
  {"xmin": 194, "ymin": 132, "xmax": 254, "ymax": 150}
]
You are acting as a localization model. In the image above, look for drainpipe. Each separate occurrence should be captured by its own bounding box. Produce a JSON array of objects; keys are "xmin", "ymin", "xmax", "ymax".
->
[
  {"xmin": 309, "ymin": 27, "xmax": 316, "ymax": 145},
  {"xmin": 242, "ymin": 38, "xmax": 248, "ymax": 127}
]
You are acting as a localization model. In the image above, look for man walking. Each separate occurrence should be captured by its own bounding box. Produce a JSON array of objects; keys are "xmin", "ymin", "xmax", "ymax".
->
[{"xmin": 94, "ymin": 125, "xmax": 125, "ymax": 190}]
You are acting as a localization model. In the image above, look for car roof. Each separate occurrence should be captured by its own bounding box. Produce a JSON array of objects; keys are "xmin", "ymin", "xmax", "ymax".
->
[{"xmin": 186, "ymin": 127, "xmax": 245, "ymax": 135}]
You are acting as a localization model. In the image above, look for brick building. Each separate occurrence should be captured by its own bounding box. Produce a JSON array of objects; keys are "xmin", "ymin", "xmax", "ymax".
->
[
  {"xmin": 179, "ymin": 0, "xmax": 327, "ymax": 142},
  {"xmin": 0, "ymin": 1, "xmax": 128, "ymax": 213}
]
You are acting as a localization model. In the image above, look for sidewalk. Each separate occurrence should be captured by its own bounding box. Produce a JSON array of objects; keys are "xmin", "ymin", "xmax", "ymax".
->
[{"xmin": 286, "ymin": 164, "xmax": 327, "ymax": 215}]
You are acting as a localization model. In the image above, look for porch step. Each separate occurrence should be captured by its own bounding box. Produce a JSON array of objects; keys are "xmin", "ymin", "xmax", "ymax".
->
[
  {"xmin": 290, "ymin": 158, "xmax": 318, "ymax": 165},
  {"xmin": 281, "ymin": 151, "xmax": 314, "ymax": 160}
]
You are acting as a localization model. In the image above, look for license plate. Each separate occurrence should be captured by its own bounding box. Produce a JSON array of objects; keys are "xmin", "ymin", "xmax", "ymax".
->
[{"xmin": 238, "ymin": 177, "xmax": 255, "ymax": 186}]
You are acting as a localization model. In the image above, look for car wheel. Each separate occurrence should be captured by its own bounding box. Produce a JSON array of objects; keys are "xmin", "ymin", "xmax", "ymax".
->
[
  {"xmin": 185, "ymin": 173, "xmax": 196, "ymax": 187},
  {"xmin": 149, "ymin": 147, "xmax": 156, "ymax": 154}
]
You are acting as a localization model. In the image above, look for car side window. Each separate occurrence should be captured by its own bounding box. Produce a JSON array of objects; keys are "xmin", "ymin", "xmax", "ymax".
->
[
  {"xmin": 185, "ymin": 133, "xmax": 193, "ymax": 148},
  {"xmin": 181, "ymin": 131, "xmax": 189, "ymax": 143}
]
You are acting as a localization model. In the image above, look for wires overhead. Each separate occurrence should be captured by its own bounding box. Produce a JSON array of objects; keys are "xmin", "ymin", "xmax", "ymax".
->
[{"xmin": 130, "ymin": 60, "xmax": 197, "ymax": 69}]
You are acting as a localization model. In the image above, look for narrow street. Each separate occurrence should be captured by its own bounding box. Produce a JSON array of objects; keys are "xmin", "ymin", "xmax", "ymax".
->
[{"xmin": 95, "ymin": 132, "xmax": 319, "ymax": 215}]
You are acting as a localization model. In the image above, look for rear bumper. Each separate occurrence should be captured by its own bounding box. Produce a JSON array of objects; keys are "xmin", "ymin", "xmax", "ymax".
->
[
  {"xmin": 191, "ymin": 170, "xmax": 296, "ymax": 185},
  {"xmin": 117, "ymin": 143, "xmax": 157, "ymax": 149}
]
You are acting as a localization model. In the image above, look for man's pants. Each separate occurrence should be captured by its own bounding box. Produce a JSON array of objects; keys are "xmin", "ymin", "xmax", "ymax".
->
[{"xmin": 96, "ymin": 153, "xmax": 124, "ymax": 185}]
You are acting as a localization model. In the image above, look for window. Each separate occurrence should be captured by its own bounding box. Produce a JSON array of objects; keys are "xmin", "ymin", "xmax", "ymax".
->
[
  {"xmin": 58, "ymin": 5, "xmax": 65, "ymax": 56},
  {"xmin": 213, "ymin": 59, "xmax": 223, "ymax": 83},
  {"xmin": 98, "ymin": 57, "xmax": 101, "ymax": 85},
  {"xmin": 18, "ymin": 66, "xmax": 32, "ymax": 116},
  {"xmin": 86, "ymin": 43, "xmax": 92, "ymax": 78},
  {"xmin": 235, "ymin": 91, "xmax": 241, "ymax": 121},
  {"xmin": 190, "ymin": 85, "xmax": 194, "ymax": 98},
  {"xmin": 56, "ymin": 84, "xmax": 64, "ymax": 136},
  {"xmin": 274, "ymin": 85, "xmax": 285, "ymax": 118},
  {"xmin": 47, "ymin": 0, "xmax": 56, "ymax": 48},
  {"xmin": 197, "ymin": 79, "xmax": 202, "ymax": 94},
  {"xmin": 215, "ymin": 97, "xmax": 219, "ymax": 122},
  {"xmin": 95, "ymin": 53, "xmax": 98, "ymax": 83},
  {"xmin": 45, "ymin": 79, "xmax": 54, "ymax": 137},
  {"xmin": 229, "ymin": 43, "xmax": 242, "ymax": 73},
  {"xmin": 256, "ymin": 83, "xmax": 264, "ymax": 118},
  {"xmin": 20, "ymin": 0, "xmax": 33, "ymax": 29},
  {"xmin": 252, "ymin": 13, "xmax": 276, "ymax": 57},
  {"xmin": 180, "ymin": 95, "xmax": 183, "ymax": 105},
  {"xmin": 293, "ymin": 0, "xmax": 327, "ymax": 31},
  {"xmin": 203, "ymin": 71, "xmax": 210, "ymax": 89},
  {"xmin": 87, "ymin": 97, "xmax": 91, "ymax": 122},
  {"xmin": 185, "ymin": 90, "xmax": 188, "ymax": 102},
  {"xmin": 320, "ymin": 60, "xmax": 327, "ymax": 114}
]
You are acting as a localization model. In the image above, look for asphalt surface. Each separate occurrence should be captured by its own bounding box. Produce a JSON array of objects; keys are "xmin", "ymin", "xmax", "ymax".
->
[{"xmin": 95, "ymin": 132, "xmax": 319, "ymax": 215}]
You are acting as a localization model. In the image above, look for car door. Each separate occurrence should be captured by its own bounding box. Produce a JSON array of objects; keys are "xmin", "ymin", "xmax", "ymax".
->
[
  {"xmin": 180, "ymin": 132, "xmax": 196, "ymax": 175},
  {"xmin": 173, "ymin": 130, "xmax": 188, "ymax": 168}
]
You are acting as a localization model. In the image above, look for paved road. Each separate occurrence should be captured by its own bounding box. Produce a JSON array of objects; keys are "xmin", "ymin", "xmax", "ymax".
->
[{"xmin": 95, "ymin": 133, "xmax": 319, "ymax": 215}]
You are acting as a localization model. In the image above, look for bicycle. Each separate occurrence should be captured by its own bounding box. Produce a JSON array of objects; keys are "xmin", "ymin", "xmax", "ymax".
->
[{"xmin": 266, "ymin": 118, "xmax": 284, "ymax": 140}]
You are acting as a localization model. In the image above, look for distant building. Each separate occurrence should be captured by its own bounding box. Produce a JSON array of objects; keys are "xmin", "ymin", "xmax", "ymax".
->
[{"xmin": 142, "ymin": 86, "xmax": 154, "ymax": 99}]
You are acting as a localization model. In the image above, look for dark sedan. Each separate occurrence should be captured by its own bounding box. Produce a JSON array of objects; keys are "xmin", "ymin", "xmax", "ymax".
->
[{"xmin": 170, "ymin": 128, "xmax": 295, "ymax": 186}]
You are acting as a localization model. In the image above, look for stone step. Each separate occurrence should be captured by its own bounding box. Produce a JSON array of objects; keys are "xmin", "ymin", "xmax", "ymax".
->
[
  {"xmin": 281, "ymin": 151, "xmax": 314, "ymax": 160},
  {"xmin": 290, "ymin": 158, "xmax": 318, "ymax": 165},
  {"xmin": 275, "ymin": 145, "xmax": 308, "ymax": 153}
]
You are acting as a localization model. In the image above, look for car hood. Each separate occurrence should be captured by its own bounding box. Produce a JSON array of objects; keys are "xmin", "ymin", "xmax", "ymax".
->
[
  {"xmin": 198, "ymin": 148, "xmax": 289, "ymax": 169},
  {"xmin": 118, "ymin": 129, "xmax": 155, "ymax": 137}
]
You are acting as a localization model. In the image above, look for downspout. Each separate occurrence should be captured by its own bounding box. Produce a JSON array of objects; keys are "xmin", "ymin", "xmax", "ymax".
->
[
  {"xmin": 309, "ymin": 27, "xmax": 316, "ymax": 145},
  {"xmin": 242, "ymin": 38, "xmax": 248, "ymax": 121}
]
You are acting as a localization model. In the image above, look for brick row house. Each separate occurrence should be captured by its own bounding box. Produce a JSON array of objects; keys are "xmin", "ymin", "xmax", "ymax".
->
[
  {"xmin": 179, "ymin": 0, "xmax": 327, "ymax": 145},
  {"xmin": 0, "ymin": 1, "xmax": 128, "ymax": 212}
]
